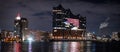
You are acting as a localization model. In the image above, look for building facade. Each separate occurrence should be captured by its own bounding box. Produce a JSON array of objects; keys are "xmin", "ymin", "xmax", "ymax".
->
[
  {"xmin": 52, "ymin": 4, "xmax": 86, "ymax": 40},
  {"xmin": 14, "ymin": 13, "xmax": 28, "ymax": 40},
  {"xmin": 112, "ymin": 32, "xmax": 120, "ymax": 41}
]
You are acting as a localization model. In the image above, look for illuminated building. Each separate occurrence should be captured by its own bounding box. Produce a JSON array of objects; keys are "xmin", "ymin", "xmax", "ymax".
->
[
  {"xmin": 20, "ymin": 18, "xmax": 28, "ymax": 41},
  {"xmin": 52, "ymin": 4, "xmax": 86, "ymax": 40},
  {"xmin": 14, "ymin": 13, "xmax": 21, "ymax": 36},
  {"xmin": 14, "ymin": 13, "xmax": 28, "ymax": 40},
  {"xmin": 111, "ymin": 32, "xmax": 120, "ymax": 41},
  {"xmin": 20, "ymin": 29, "xmax": 49, "ymax": 42},
  {"xmin": 0, "ymin": 30, "xmax": 14, "ymax": 42}
]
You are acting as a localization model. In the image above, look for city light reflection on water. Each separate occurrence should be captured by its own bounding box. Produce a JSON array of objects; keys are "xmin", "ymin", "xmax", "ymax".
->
[
  {"xmin": 28, "ymin": 41, "xmax": 32, "ymax": 52},
  {"xmin": 70, "ymin": 42, "xmax": 80, "ymax": 52},
  {"xmin": 0, "ymin": 41, "xmax": 95, "ymax": 52},
  {"xmin": 1, "ymin": 41, "xmax": 119, "ymax": 52},
  {"xmin": 14, "ymin": 42, "xmax": 21, "ymax": 52},
  {"xmin": 52, "ymin": 41, "xmax": 95, "ymax": 52}
]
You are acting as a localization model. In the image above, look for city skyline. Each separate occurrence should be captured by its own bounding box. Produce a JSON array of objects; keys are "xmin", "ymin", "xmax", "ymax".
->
[{"xmin": 0, "ymin": 0, "xmax": 120, "ymax": 35}]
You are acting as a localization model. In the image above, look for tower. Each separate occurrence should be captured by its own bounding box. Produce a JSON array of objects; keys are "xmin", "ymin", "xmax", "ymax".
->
[
  {"xmin": 14, "ymin": 13, "xmax": 21, "ymax": 37},
  {"xmin": 14, "ymin": 13, "xmax": 28, "ymax": 40},
  {"xmin": 20, "ymin": 18, "xmax": 28, "ymax": 41}
]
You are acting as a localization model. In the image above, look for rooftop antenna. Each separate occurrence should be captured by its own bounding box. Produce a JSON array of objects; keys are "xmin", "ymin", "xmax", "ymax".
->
[{"xmin": 16, "ymin": 13, "xmax": 21, "ymax": 20}]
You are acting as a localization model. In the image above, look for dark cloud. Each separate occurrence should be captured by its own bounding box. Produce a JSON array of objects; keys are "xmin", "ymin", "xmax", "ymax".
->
[
  {"xmin": 80, "ymin": 0, "xmax": 120, "ymax": 4},
  {"xmin": 17, "ymin": 1, "xmax": 27, "ymax": 8},
  {"xmin": 32, "ymin": 11, "xmax": 51, "ymax": 17},
  {"xmin": 112, "ymin": 13, "xmax": 120, "ymax": 16}
]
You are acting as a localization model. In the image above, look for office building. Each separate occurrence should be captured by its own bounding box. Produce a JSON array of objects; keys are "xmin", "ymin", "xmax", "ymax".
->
[
  {"xmin": 14, "ymin": 13, "xmax": 28, "ymax": 40},
  {"xmin": 52, "ymin": 4, "xmax": 86, "ymax": 40}
]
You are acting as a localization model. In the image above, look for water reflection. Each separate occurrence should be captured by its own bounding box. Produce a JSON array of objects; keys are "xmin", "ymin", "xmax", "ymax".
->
[
  {"xmin": 70, "ymin": 42, "xmax": 80, "ymax": 52},
  {"xmin": 52, "ymin": 41, "xmax": 95, "ymax": 52},
  {"xmin": 14, "ymin": 42, "xmax": 21, "ymax": 52},
  {"xmin": 1, "ymin": 41, "xmax": 119, "ymax": 52},
  {"xmin": 28, "ymin": 41, "xmax": 32, "ymax": 52}
]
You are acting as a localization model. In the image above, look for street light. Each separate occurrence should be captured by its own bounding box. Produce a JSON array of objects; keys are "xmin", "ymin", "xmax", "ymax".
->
[{"xmin": 27, "ymin": 37, "xmax": 33, "ymax": 42}]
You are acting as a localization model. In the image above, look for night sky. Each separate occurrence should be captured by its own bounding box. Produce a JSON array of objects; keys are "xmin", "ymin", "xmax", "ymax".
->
[{"xmin": 0, "ymin": 0, "xmax": 120, "ymax": 35}]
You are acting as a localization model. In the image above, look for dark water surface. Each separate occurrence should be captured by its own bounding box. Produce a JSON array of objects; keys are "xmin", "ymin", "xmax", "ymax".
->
[{"xmin": 0, "ymin": 41, "xmax": 120, "ymax": 52}]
